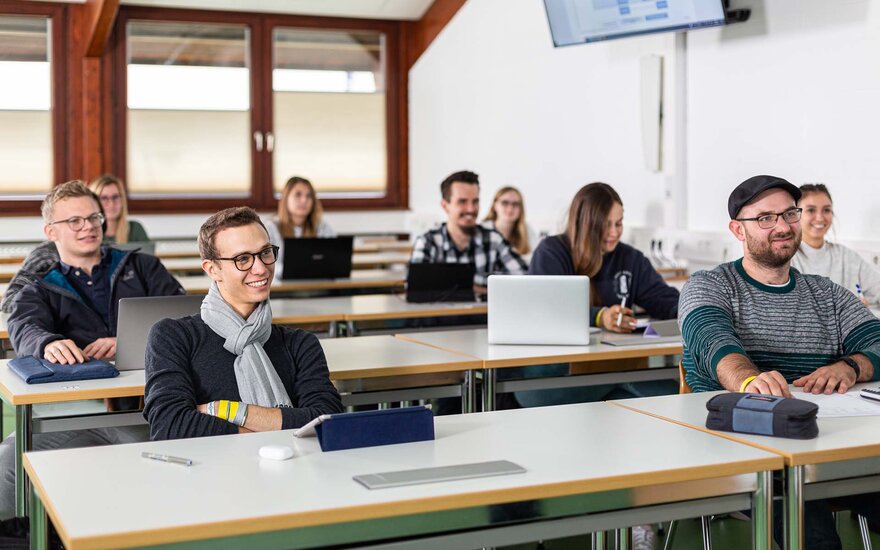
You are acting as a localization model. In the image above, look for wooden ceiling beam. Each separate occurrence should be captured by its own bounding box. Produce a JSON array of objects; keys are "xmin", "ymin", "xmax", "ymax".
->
[
  {"xmin": 84, "ymin": 0, "xmax": 120, "ymax": 57},
  {"xmin": 406, "ymin": 0, "xmax": 467, "ymax": 69}
]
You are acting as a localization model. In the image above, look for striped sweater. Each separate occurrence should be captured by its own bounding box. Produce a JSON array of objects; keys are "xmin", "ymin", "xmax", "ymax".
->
[{"xmin": 679, "ymin": 259, "xmax": 880, "ymax": 392}]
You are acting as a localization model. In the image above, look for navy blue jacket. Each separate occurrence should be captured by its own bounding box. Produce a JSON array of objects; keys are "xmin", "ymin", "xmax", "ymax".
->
[
  {"xmin": 8, "ymin": 247, "xmax": 185, "ymax": 356},
  {"xmin": 530, "ymin": 235, "xmax": 679, "ymax": 325}
]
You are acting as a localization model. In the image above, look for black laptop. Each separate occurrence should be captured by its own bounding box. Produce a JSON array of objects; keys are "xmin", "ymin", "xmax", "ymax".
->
[
  {"xmin": 406, "ymin": 263, "xmax": 476, "ymax": 303},
  {"xmin": 282, "ymin": 236, "xmax": 353, "ymax": 280}
]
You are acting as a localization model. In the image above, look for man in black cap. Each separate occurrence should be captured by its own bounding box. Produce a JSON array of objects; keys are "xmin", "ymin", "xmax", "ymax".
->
[{"xmin": 679, "ymin": 174, "xmax": 880, "ymax": 547}]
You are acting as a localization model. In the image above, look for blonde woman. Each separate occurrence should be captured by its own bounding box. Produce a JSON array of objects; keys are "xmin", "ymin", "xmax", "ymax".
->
[
  {"xmin": 265, "ymin": 176, "xmax": 335, "ymax": 278},
  {"xmin": 88, "ymin": 175, "xmax": 149, "ymax": 243},
  {"xmin": 481, "ymin": 186, "xmax": 539, "ymax": 257}
]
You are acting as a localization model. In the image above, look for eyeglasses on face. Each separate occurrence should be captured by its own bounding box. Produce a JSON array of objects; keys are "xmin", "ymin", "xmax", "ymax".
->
[
  {"xmin": 736, "ymin": 207, "xmax": 802, "ymax": 229},
  {"xmin": 100, "ymin": 194, "xmax": 122, "ymax": 204},
  {"xmin": 498, "ymin": 200, "xmax": 522, "ymax": 208},
  {"xmin": 212, "ymin": 245, "xmax": 279, "ymax": 272},
  {"xmin": 49, "ymin": 212, "xmax": 105, "ymax": 232}
]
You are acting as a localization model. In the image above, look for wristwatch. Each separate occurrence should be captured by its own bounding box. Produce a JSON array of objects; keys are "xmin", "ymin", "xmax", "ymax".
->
[{"xmin": 840, "ymin": 356, "xmax": 861, "ymax": 382}]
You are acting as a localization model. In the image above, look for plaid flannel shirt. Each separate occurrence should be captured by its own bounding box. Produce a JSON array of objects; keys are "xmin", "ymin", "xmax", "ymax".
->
[{"xmin": 410, "ymin": 223, "xmax": 527, "ymax": 286}]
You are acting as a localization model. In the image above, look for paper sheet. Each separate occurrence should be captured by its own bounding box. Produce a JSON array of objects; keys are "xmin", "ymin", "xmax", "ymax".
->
[{"xmin": 794, "ymin": 390, "xmax": 880, "ymax": 418}]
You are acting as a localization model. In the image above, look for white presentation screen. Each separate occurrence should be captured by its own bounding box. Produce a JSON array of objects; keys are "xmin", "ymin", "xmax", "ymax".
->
[{"xmin": 544, "ymin": 0, "xmax": 726, "ymax": 47}]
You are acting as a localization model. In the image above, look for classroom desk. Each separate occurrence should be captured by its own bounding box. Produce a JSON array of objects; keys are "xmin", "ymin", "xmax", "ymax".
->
[
  {"xmin": 153, "ymin": 239, "xmax": 412, "ymax": 259},
  {"xmin": 613, "ymin": 387, "xmax": 880, "ymax": 550},
  {"xmin": 160, "ymin": 252, "xmax": 410, "ymax": 275},
  {"xmin": 396, "ymin": 328, "xmax": 682, "ymax": 411},
  {"xmin": 24, "ymin": 402, "xmax": 782, "ymax": 550},
  {"xmin": 176, "ymin": 269, "xmax": 406, "ymax": 295}
]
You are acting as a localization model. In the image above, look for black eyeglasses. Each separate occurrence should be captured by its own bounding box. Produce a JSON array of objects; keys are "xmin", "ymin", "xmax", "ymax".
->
[
  {"xmin": 48, "ymin": 212, "xmax": 105, "ymax": 232},
  {"xmin": 212, "ymin": 245, "xmax": 279, "ymax": 272},
  {"xmin": 736, "ymin": 208, "xmax": 802, "ymax": 229}
]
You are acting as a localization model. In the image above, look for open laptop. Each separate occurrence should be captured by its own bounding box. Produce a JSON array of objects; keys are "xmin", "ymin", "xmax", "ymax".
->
[
  {"xmin": 115, "ymin": 295, "xmax": 203, "ymax": 370},
  {"xmin": 488, "ymin": 275, "xmax": 591, "ymax": 345},
  {"xmin": 600, "ymin": 318, "xmax": 682, "ymax": 346},
  {"xmin": 406, "ymin": 263, "xmax": 476, "ymax": 303},
  {"xmin": 282, "ymin": 237, "xmax": 353, "ymax": 280}
]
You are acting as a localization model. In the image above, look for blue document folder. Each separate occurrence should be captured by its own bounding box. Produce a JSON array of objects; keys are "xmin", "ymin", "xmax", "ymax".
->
[
  {"xmin": 297, "ymin": 406, "xmax": 435, "ymax": 452},
  {"xmin": 8, "ymin": 355, "xmax": 119, "ymax": 384}
]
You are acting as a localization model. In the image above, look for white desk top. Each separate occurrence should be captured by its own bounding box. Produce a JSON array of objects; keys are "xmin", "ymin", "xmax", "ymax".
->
[
  {"xmin": 268, "ymin": 295, "xmax": 485, "ymax": 325},
  {"xmin": 154, "ymin": 239, "xmax": 412, "ymax": 257},
  {"xmin": 161, "ymin": 252, "xmax": 409, "ymax": 273},
  {"xmin": 321, "ymin": 335, "xmax": 481, "ymax": 380},
  {"xmin": 614, "ymin": 387, "xmax": 880, "ymax": 466},
  {"xmin": 397, "ymin": 328, "xmax": 682, "ymax": 369},
  {"xmin": 177, "ymin": 270, "xmax": 405, "ymax": 294},
  {"xmin": 0, "ymin": 361, "xmax": 146, "ymax": 406},
  {"xmin": 25, "ymin": 402, "xmax": 781, "ymax": 550}
]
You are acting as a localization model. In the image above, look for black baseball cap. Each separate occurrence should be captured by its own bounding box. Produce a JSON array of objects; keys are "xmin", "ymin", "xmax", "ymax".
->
[{"xmin": 728, "ymin": 175, "xmax": 802, "ymax": 219}]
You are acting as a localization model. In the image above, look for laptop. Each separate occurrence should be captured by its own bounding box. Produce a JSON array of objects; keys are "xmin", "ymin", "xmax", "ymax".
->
[
  {"xmin": 115, "ymin": 295, "xmax": 203, "ymax": 370},
  {"xmin": 406, "ymin": 263, "xmax": 476, "ymax": 303},
  {"xmin": 600, "ymin": 318, "xmax": 682, "ymax": 346},
  {"xmin": 488, "ymin": 275, "xmax": 591, "ymax": 345},
  {"xmin": 282, "ymin": 237, "xmax": 353, "ymax": 280}
]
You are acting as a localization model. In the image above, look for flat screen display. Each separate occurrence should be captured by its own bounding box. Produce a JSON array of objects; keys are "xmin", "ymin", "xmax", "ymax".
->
[{"xmin": 544, "ymin": 0, "xmax": 726, "ymax": 47}]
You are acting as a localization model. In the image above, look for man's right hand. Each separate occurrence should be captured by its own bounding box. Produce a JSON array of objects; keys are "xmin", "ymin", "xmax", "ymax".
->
[
  {"xmin": 743, "ymin": 370, "xmax": 791, "ymax": 398},
  {"xmin": 43, "ymin": 339, "xmax": 86, "ymax": 365}
]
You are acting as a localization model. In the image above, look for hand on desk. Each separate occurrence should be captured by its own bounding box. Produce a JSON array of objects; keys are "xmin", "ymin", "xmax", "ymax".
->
[
  {"xmin": 793, "ymin": 362, "xmax": 857, "ymax": 395},
  {"xmin": 601, "ymin": 305, "xmax": 637, "ymax": 333},
  {"xmin": 43, "ymin": 339, "xmax": 86, "ymax": 364},
  {"xmin": 83, "ymin": 337, "xmax": 117, "ymax": 361},
  {"xmin": 743, "ymin": 370, "xmax": 792, "ymax": 399}
]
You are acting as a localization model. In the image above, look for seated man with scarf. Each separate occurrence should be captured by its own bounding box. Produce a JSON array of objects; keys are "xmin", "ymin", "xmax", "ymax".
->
[{"xmin": 143, "ymin": 207, "xmax": 343, "ymax": 439}]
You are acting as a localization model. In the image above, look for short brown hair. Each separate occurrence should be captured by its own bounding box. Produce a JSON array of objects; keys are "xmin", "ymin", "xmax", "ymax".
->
[
  {"xmin": 41, "ymin": 180, "xmax": 99, "ymax": 223},
  {"xmin": 198, "ymin": 207, "xmax": 269, "ymax": 260},
  {"xmin": 440, "ymin": 170, "xmax": 479, "ymax": 201}
]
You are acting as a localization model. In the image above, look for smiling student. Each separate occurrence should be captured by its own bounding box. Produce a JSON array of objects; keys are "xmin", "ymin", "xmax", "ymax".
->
[{"xmin": 143, "ymin": 207, "xmax": 343, "ymax": 440}]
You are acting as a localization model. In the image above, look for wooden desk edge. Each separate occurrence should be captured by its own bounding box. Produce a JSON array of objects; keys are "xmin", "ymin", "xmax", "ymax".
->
[
  {"xmin": 27, "ymin": 455, "xmax": 781, "ymax": 550},
  {"xmin": 0, "ymin": 381, "xmax": 145, "ymax": 406},
  {"xmin": 393, "ymin": 334, "xmax": 485, "ymax": 362},
  {"xmin": 483, "ymin": 345, "xmax": 683, "ymax": 369},
  {"xmin": 330, "ymin": 359, "xmax": 482, "ymax": 380},
  {"xmin": 346, "ymin": 306, "xmax": 487, "ymax": 322}
]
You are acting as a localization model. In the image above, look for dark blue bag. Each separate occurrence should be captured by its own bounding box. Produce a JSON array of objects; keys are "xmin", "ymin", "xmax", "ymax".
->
[
  {"xmin": 706, "ymin": 392, "xmax": 818, "ymax": 439},
  {"xmin": 312, "ymin": 406, "xmax": 435, "ymax": 452},
  {"xmin": 8, "ymin": 356, "xmax": 119, "ymax": 384}
]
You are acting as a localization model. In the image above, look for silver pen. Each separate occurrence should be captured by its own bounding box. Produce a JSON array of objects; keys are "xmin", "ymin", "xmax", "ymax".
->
[{"xmin": 141, "ymin": 451, "xmax": 193, "ymax": 466}]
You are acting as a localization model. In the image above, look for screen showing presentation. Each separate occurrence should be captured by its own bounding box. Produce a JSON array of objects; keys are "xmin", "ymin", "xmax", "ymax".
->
[{"xmin": 544, "ymin": 0, "xmax": 726, "ymax": 47}]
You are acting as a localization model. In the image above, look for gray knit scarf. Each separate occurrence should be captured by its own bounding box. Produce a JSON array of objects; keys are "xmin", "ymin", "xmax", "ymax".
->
[{"xmin": 200, "ymin": 282, "xmax": 292, "ymax": 408}]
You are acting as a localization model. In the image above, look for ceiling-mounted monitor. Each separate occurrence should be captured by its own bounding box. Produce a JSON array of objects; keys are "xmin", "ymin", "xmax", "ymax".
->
[{"xmin": 544, "ymin": 0, "xmax": 727, "ymax": 47}]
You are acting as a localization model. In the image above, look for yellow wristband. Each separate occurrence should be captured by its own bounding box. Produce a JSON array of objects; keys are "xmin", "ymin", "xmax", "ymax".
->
[
  {"xmin": 740, "ymin": 375, "xmax": 758, "ymax": 393},
  {"xmin": 216, "ymin": 399, "xmax": 233, "ymax": 421},
  {"xmin": 595, "ymin": 307, "xmax": 606, "ymax": 327}
]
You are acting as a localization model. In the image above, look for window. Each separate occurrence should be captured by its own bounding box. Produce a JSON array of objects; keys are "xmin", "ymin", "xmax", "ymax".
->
[{"xmin": 115, "ymin": 8, "xmax": 406, "ymax": 213}]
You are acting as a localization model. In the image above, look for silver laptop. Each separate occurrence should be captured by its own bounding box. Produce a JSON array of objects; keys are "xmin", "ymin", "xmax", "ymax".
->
[
  {"xmin": 488, "ymin": 275, "xmax": 591, "ymax": 345},
  {"xmin": 600, "ymin": 319, "xmax": 682, "ymax": 346},
  {"xmin": 115, "ymin": 295, "xmax": 203, "ymax": 370}
]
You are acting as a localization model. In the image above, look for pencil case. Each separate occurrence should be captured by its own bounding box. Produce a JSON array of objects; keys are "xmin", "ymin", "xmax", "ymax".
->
[
  {"xmin": 295, "ymin": 406, "xmax": 435, "ymax": 452},
  {"xmin": 8, "ymin": 355, "xmax": 119, "ymax": 384},
  {"xmin": 705, "ymin": 392, "xmax": 818, "ymax": 439}
]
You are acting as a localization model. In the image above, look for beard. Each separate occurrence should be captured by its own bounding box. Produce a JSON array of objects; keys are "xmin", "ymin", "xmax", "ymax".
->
[{"xmin": 745, "ymin": 227, "xmax": 801, "ymax": 269}]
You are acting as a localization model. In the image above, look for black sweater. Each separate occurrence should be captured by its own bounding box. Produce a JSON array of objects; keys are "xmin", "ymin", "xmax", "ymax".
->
[
  {"xmin": 144, "ymin": 314, "xmax": 343, "ymax": 441},
  {"xmin": 529, "ymin": 235, "xmax": 679, "ymax": 325}
]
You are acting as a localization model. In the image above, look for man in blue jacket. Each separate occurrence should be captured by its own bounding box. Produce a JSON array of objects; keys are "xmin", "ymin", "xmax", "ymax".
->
[
  {"xmin": 0, "ymin": 180, "xmax": 183, "ymax": 520},
  {"xmin": 7, "ymin": 180, "xmax": 183, "ymax": 362}
]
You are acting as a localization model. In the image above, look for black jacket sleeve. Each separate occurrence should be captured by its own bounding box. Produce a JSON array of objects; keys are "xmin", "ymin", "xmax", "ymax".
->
[
  {"xmin": 632, "ymin": 251, "xmax": 680, "ymax": 319},
  {"xmin": 7, "ymin": 283, "xmax": 68, "ymax": 357},
  {"xmin": 143, "ymin": 319, "xmax": 238, "ymax": 441},
  {"xmin": 136, "ymin": 254, "xmax": 186, "ymax": 296},
  {"xmin": 279, "ymin": 330, "xmax": 344, "ymax": 429},
  {"xmin": 1, "ymin": 242, "xmax": 59, "ymax": 314}
]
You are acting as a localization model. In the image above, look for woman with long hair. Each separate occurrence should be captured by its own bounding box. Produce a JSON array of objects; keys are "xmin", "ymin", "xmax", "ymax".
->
[
  {"xmin": 88, "ymin": 175, "xmax": 148, "ymax": 243},
  {"xmin": 264, "ymin": 176, "xmax": 335, "ymax": 278},
  {"xmin": 531, "ymin": 182, "xmax": 679, "ymax": 331},
  {"xmin": 791, "ymin": 183, "xmax": 880, "ymax": 306},
  {"xmin": 482, "ymin": 186, "xmax": 539, "ymax": 258}
]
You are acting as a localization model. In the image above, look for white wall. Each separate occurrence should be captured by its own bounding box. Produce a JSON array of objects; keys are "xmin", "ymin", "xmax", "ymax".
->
[{"xmin": 408, "ymin": 0, "xmax": 677, "ymax": 236}]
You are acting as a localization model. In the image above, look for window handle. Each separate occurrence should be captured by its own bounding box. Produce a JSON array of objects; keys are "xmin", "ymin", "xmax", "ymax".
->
[
  {"xmin": 253, "ymin": 131, "xmax": 264, "ymax": 152},
  {"xmin": 266, "ymin": 131, "xmax": 275, "ymax": 153}
]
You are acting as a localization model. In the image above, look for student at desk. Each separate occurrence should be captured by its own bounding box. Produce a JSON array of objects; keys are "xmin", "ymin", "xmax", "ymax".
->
[
  {"xmin": 264, "ymin": 176, "xmax": 335, "ymax": 278},
  {"xmin": 679, "ymin": 174, "xmax": 880, "ymax": 548},
  {"xmin": 144, "ymin": 207, "xmax": 342, "ymax": 440},
  {"xmin": 0, "ymin": 180, "xmax": 184, "ymax": 520},
  {"xmin": 411, "ymin": 170, "xmax": 527, "ymax": 292},
  {"xmin": 790, "ymin": 183, "xmax": 880, "ymax": 306}
]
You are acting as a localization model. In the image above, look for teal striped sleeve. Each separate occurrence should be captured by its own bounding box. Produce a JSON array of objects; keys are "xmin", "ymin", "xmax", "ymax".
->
[{"xmin": 833, "ymin": 282, "xmax": 880, "ymax": 380}]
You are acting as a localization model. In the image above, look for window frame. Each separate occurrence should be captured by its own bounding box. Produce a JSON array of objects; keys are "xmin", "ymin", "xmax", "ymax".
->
[
  {"xmin": 0, "ymin": 0, "xmax": 68, "ymax": 215},
  {"xmin": 112, "ymin": 6, "xmax": 408, "ymax": 214}
]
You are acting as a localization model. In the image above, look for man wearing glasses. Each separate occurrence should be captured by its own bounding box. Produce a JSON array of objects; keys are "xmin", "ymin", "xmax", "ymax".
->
[
  {"xmin": 679, "ymin": 174, "xmax": 880, "ymax": 546},
  {"xmin": 143, "ymin": 207, "xmax": 342, "ymax": 440},
  {"xmin": 7, "ymin": 180, "xmax": 183, "ymax": 364}
]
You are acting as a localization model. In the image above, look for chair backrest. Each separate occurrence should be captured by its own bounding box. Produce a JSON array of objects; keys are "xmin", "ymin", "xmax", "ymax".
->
[{"xmin": 679, "ymin": 361, "xmax": 692, "ymax": 394}]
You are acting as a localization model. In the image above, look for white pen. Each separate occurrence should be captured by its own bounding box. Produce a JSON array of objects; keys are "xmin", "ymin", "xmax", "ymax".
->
[
  {"xmin": 616, "ymin": 295, "xmax": 627, "ymax": 327},
  {"xmin": 142, "ymin": 451, "xmax": 193, "ymax": 466}
]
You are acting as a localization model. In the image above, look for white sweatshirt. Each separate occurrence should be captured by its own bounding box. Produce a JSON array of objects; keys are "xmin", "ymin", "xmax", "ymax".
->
[{"xmin": 791, "ymin": 241, "xmax": 880, "ymax": 305}]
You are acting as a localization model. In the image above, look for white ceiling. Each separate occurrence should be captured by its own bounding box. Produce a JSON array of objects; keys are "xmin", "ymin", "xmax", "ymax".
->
[{"xmin": 117, "ymin": 0, "xmax": 435, "ymax": 20}]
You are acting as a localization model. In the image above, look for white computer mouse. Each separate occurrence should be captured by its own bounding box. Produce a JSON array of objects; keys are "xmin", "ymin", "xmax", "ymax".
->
[{"xmin": 259, "ymin": 445, "xmax": 294, "ymax": 461}]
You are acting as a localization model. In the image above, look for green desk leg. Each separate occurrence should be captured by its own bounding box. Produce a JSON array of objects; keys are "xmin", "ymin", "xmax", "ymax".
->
[
  {"xmin": 785, "ymin": 465, "xmax": 804, "ymax": 550},
  {"xmin": 614, "ymin": 526, "xmax": 632, "ymax": 550},
  {"xmin": 482, "ymin": 369, "xmax": 496, "ymax": 412},
  {"xmin": 29, "ymin": 484, "xmax": 47, "ymax": 550},
  {"xmin": 462, "ymin": 370, "xmax": 476, "ymax": 413},
  {"xmin": 15, "ymin": 404, "xmax": 32, "ymax": 517},
  {"xmin": 592, "ymin": 531, "xmax": 607, "ymax": 549},
  {"xmin": 753, "ymin": 470, "xmax": 773, "ymax": 550}
]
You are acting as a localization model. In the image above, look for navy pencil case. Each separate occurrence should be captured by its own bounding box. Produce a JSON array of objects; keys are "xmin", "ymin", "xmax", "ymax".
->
[
  {"xmin": 706, "ymin": 392, "xmax": 818, "ymax": 439},
  {"xmin": 294, "ymin": 406, "xmax": 435, "ymax": 452},
  {"xmin": 8, "ymin": 355, "xmax": 119, "ymax": 384}
]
